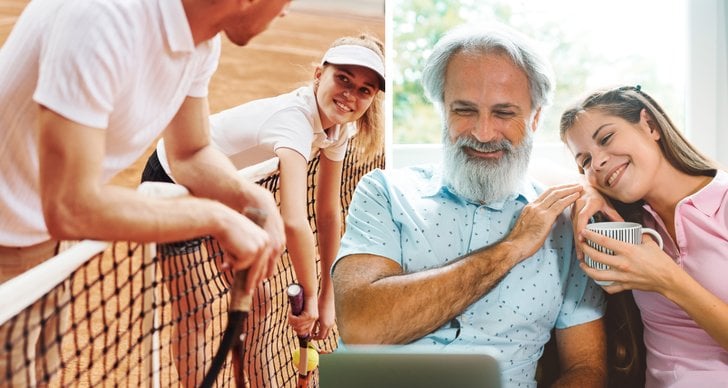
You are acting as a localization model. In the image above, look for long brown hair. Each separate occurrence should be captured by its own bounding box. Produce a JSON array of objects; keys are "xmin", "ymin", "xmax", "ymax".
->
[{"xmin": 322, "ymin": 34, "xmax": 385, "ymax": 160}]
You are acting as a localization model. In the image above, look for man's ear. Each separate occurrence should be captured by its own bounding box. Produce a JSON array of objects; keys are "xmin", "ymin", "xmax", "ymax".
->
[{"xmin": 530, "ymin": 107, "xmax": 542, "ymax": 133}]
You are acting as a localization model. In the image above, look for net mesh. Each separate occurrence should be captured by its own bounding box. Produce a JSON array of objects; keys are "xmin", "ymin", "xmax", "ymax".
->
[{"xmin": 0, "ymin": 137, "xmax": 385, "ymax": 387}]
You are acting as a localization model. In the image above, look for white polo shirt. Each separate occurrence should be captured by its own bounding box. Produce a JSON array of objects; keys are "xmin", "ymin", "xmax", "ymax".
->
[
  {"xmin": 156, "ymin": 85, "xmax": 355, "ymax": 179},
  {"xmin": 0, "ymin": 0, "xmax": 220, "ymax": 246}
]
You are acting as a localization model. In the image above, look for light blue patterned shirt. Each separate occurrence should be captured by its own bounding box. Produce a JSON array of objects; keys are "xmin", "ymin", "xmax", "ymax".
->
[{"xmin": 335, "ymin": 165, "xmax": 606, "ymax": 387}]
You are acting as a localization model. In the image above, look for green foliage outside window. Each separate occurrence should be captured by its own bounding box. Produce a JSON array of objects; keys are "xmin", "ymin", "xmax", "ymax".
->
[{"xmin": 392, "ymin": 0, "xmax": 685, "ymax": 145}]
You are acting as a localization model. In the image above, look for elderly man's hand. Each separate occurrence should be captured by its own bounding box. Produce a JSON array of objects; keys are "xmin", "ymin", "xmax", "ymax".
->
[{"xmin": 507, "ymin": 184, "xmax": 583, "ymax": 261}]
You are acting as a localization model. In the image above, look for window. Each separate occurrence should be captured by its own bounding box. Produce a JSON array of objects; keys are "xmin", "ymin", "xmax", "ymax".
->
[{"xmin": 389, "ymin": 0, "xmax": 690, "ymax": 168}]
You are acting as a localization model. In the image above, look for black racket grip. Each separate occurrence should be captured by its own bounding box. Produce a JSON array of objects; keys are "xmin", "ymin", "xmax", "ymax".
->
[{"xmin": 287, "ymin": 283, "xmax": 304, "ymax": 316}]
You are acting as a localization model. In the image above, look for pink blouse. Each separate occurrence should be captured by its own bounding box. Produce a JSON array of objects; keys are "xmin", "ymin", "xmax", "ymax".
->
[{"xmin": 635, "ymin": 170, "xmax": 728, "ymax": 387}]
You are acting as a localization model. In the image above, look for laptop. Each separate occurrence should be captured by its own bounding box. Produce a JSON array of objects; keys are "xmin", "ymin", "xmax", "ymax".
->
[{"xmin": 319, "ymin": 345, "xmax": 501, "ymax": 388}]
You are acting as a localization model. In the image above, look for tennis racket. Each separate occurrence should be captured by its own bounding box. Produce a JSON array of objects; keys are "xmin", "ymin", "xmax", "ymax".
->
[
  {"xmin": 200, "ymin": 207, "xmax": 267, "ymax": 388},
  {"xmin": 286, "ymin": 283, "xmax": 314, "ymax": 388},
  {"xmin": 199, "ymin": 269, "xmax": 251, "ymax": 388}
]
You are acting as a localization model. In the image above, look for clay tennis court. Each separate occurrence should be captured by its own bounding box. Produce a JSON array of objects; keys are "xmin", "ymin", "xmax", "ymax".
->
[
  {"xmin": 0, "ymin": 0, "xmax": 383, "ymax": 187},
  {"xmin": 0, "ymin": 1, "xmax": 384, "ymax": 386}
]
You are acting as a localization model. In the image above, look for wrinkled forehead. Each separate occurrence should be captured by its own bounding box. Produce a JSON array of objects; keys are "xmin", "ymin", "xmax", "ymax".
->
[{"xmin": 443, "ymin": 51, "xmax": 532, "ymax": 109}]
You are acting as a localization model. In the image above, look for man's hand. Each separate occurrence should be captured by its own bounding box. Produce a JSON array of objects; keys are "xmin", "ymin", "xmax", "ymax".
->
[
  {"xmin": 212, "ymin": 206, "xmax": 277, "ymax": 293},
  {"xmin": 507, "ymin": 184, "xmax": 583, "ymax": 261},
  {"xmin": 241, "ymin": 182, "xmax": 286, "ymax": 280}
]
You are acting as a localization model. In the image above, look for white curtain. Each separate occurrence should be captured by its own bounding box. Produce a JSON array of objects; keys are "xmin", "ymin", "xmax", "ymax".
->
[{"xmin": 687, "ymin": 0, "xmax": 728, "ymax": 167}]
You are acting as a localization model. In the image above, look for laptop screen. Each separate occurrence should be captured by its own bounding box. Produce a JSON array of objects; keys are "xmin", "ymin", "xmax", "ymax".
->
[{"xmin": 319, "ymin": 345, "xmax": 501, "ymax": 388}]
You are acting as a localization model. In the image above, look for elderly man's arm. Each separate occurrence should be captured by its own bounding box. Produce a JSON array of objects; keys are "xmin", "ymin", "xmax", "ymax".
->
[
  {"xmin": 333, "ymin": 184, "xmax": 584, "ymax": 345},
  {"xmin": 334, "ymin": 245, "xmax": 521, "ymax": 344},
  {"xmin": 551, "ymin": 319, "xmax": 607, "ymax": 387}
]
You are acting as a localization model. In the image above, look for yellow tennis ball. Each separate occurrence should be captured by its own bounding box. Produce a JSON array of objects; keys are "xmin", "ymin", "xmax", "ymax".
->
[{"xmin": 292, "ymin": 346, "xmax": 319, "ymax": 372}]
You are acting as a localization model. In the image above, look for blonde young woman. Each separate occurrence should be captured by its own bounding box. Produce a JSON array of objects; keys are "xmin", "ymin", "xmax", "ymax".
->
[
  {"xmin": 560, "ymin": 85, "xmax": 728, "ymax": 387},
  {"xmin": 142, "ymin": 34, "xmax": 384, "ymax": 383}
]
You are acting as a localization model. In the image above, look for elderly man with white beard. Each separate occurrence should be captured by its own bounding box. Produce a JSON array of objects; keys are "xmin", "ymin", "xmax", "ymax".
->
[{"xmin": 331, "ymin": 24, "xmax": 607, "ymax": 388}]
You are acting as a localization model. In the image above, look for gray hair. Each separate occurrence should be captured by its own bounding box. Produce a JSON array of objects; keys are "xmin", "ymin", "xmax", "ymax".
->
[{"xmin": 422, "ymin": 23, "xmax": 555, "ymax": 117}]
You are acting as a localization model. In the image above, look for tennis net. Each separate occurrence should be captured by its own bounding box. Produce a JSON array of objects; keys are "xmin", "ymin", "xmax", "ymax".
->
[{"xmin": 0, "ymin": 136, "xmax": 385, "ymax": 387}]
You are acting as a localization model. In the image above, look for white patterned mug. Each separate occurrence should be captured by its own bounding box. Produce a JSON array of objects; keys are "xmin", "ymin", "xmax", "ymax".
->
[{"xmin": 584, "ymin": 222, "xmax": 664, "ymax": 286}]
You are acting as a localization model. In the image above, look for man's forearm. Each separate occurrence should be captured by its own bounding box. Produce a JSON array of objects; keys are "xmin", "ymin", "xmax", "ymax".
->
[
  {"xmin": 551, "ymin": 320, "xmax": 607, "ymax": 388},
  {"xmin": 550, "ymin": 366, "xmax": 606, "ymax": 388},
  {"xmin": 170, "ymin": 145, "xmax": 254, "ymax": 212},
  {"xmin": 44, "ymin": 181, "xmax": 235, "ymax": 244},
  {"xmin": 334, "ymin": 241, "xmax": 523, "ymax": 344}
]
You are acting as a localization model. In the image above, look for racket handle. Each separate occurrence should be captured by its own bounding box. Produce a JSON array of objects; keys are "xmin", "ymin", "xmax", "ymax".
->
[
  {"xmin": 229, "ymin": 206, "xmax": 265, "ymax": 313},
  {"xmin": 287, "ymin": 283, "xmax": 305, "ymax": 316},
  {"xmin": 287, "ymin": 283, "xmax": 311, "ymax": 379},
  {"xmin": 230, "ymin": 269, "xmax": 252, "ymax": 313}
]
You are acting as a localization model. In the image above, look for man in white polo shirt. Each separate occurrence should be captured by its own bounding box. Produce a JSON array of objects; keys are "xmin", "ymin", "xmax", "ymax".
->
[{"xmin": 0, "ymin": 0, "xmax": 291, "ymax": 386}]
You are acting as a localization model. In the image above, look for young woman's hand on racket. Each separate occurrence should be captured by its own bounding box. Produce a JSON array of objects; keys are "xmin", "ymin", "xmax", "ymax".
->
[{"xmin": 288, "ymin": 294, "xmax": 318, "ymax": 337}]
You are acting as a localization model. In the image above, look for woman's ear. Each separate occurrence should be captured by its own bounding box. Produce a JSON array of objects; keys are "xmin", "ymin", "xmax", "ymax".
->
[
  {"xmin": 313, "ymin": 66, "xmax": 323, "ymax": 90},
  {"xmin": 640, "ymin": 108, "xmax": 661, "ymax": 140}
]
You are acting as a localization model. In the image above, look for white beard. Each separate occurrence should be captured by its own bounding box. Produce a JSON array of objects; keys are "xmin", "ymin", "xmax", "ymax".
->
[{"xmin": 441, "ymin": 130, "xmax": 533, "ymax": 204}]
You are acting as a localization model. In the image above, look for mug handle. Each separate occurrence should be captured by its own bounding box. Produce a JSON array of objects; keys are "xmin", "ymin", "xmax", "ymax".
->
[{"xmin": 642, "ymin": 228, "xmax": 664, "ymax": 249}]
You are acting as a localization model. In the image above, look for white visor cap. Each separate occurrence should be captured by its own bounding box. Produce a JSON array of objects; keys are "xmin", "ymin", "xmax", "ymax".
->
[{"xmin": 321, "ymin": 45, "xmax": 385, "ymax": 91}]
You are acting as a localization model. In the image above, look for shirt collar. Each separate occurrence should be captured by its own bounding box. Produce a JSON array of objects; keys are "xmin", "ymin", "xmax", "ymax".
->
[
  {"xmin": 682, "ymin": 170, "xmax": 726, "ymax": 216},
  {"xmin": 643, "ymin": 170, "xmax": 726, "ymax": 217},
  {"xmin": 159, "ymin": 0, "xmax": 196, "ymax": 53},
  {"xmin": 420, "ymin": 164, "xmax": 539, "ymax": 209}
]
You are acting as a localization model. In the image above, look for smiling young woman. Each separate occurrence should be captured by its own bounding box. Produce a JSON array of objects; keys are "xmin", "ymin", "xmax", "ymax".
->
[
  {"xmin": 140, "ymin": 32, "xmax": 384, "ymax": 386},
  {"xmin": 560, "ymin": 85, "xmax": 728, "ymax": 386}
]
